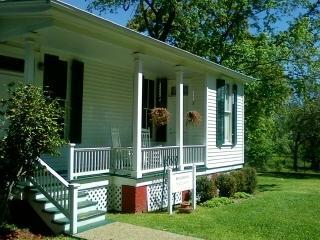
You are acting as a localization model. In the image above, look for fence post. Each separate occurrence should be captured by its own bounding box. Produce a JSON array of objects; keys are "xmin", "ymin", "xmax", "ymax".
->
[
  {"xmin": 69, "ymin": 183, "xmax": 80, "ymax": 235},
  {"xmin": 192, "ymin": 164, "xmax": 197, "ymax": 210},
  {"xmin": 68, "ymin": 143, "xmax": 76, "ymax": 181},
  {"xmin": 167, "ymin": 167, "xmax": 173, "ymax": 214}
]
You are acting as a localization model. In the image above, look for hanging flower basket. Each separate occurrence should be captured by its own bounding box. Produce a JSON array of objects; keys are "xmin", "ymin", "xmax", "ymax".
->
[
  {"xmin": 150, "ymin": 107, "xmax": 170, "ymax": 126},
  {"xmin": 186, "ymin": 111, "xmax": 201, "ymax": 126}
]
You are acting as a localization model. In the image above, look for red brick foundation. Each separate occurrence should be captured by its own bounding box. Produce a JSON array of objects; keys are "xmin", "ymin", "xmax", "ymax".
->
[{"xmin": 122, "ymin": 185, "xmax": 147, "ymax": 213}]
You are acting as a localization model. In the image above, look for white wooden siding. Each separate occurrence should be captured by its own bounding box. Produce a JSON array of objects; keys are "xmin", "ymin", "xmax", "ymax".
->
[
  {"xmin": 167, "ymin": 78, "xmax": 205, "ymax": 145},
  {"xmin": 0, "ymin": 70, "xmax": 23, "ymax": 138},
  {"xmin": 206, "ymin": 76, "xmax": 244, "ymax": 168},
  {"xmin": 184, "ymin": 78, "xmax": 205, "ymax": 145},
  {"xmin": 81, "ymin": 60, "xmax": 133, "ymax": 147}
]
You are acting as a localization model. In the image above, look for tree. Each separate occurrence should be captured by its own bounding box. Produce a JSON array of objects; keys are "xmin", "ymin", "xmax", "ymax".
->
[
  {"xmin": 87, "ymin": 0, "xmax": 320, "ymax": 169},
  {"xmin": 0, "ymin": 84, "xmax": 65, "ymax": 224}
]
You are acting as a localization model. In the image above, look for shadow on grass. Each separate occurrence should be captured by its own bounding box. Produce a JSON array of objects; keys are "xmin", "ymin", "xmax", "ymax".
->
[
  {"xmin": 259, "ymin": 171, "xmax": 320, "ymax": 180},
  {"xmin": 257, "ymin": 183, "xmax": 279, "ymax": 192}
]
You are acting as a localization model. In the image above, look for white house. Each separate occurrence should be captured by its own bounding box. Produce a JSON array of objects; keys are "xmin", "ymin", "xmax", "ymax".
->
[{"xmin": 0, "ymin": 0, "xmax": 253, "ymax": 235}]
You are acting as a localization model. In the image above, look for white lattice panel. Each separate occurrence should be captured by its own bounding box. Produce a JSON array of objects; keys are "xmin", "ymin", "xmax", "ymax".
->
[
  {"xmin": 86, "ymin": 187, "xmax": 107, "ymax": 211},
  {"xmin": 147, "ymin": 180, "xmax": 182, "ymax": 211},
  {"xmin": 107, "ymin": 185, "xmax": 122, "ymax": 211}
]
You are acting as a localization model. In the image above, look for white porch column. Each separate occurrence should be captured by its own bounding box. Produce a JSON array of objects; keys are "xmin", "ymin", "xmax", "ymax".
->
[
  {"xmin": 204, "ymin": 75, "xmax": 209, "ymax": 168},
  {"xmin": 24, "ymin": 38, "xmax": 36, "ymax": 84},
  {"xmin": 176, "ymin": 66, "xmax": 184, "ymax": 171},
  {"xmin": 132, "ymin": 53, "xmax": 143, "ymax": 178}
]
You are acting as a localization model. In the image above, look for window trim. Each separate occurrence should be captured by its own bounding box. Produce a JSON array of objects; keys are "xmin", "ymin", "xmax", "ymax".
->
[{"xmin": 216, "ymin": 79, "xmax": 238, "ymax": 148}]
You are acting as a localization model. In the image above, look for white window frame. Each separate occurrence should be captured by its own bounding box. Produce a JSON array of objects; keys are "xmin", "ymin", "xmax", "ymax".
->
[{"xmin": 224, "ymin": 82, "xmax": 233, "ymax": 145}]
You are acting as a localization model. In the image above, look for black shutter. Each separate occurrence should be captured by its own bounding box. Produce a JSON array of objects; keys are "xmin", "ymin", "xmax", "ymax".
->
[
  {"xmin": 43, "ymin": 54, "xmax": 59, "ymax": 98},
  {"xmin": 142, "ymin": 78, "xmax": 155, "ymax": 135},
  {"xmin": 142, "ymin": 77, "xmax": 148, "ymax": 129},
  {"xmin": 43, "ymin": 54, "xmax": 67, "ymax": 101},
  {"xmin": 216, "ymin": 79, "xmax": 225, "ymax": 147},
  {"xmin": 232, "ymin": 84, "xmax": 238, "ymax": 146},
  {"xmin": 155, "ymin": 78, "xmax": 167, "ymax": 142},
  {"xmin": 43, "ymin": 54, "xmax": 68, "ymax": 138},
  {"xmin": 69, "ymin": 60, "xmax": 84, "ymax": 144}
]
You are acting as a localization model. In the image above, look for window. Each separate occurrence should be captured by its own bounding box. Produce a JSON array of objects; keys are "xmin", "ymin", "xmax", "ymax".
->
[
  {"xmin": 216, "ymin": 79, "xmax": 238, "ymax": 147},
  {"xmin": 0, "ymin": 55, "xmax": 24, "ymax": 73},
  {"xmin": 224, "ymin": 84, "xmax": 232, "ymax": 143}
]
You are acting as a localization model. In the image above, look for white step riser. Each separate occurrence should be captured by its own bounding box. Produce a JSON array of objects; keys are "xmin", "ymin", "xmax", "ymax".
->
[
  {"xmin": 27, "ymin": 190, "xmax": 105, "ymax": 235},
  {"xmin": 63, "ymin": 215, "xmax": 106, "ymax": 232},
  {"xmin": 35, "ymin": 193, "xmax": 88, "ymax": 202},
  {"xmin": 52, "ymin": 205, "xmax": 97, "ymax": 220},
  {"xmin": 40, "ymin": 196, "xmax": 88, "ymax": 210}
]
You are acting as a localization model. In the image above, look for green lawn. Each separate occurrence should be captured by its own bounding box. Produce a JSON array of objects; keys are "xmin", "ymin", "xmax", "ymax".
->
[{"xmin": 109, "ymin": 173, "xmax": 320, "ymax": 240}]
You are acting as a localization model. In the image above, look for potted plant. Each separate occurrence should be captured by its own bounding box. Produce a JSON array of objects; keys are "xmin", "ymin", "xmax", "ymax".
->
[
  {"xmin": 186, "ymin": 110, "xmax": 201, "ymax": 126},
  {"xmin": 150, "ymin": 107, "xmax": 170, "ymax": 126}
]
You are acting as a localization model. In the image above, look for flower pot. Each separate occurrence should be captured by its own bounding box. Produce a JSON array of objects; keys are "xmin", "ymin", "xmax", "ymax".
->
[
  {"xmin": 181, "ymin": 201, "xmax": 191, "ymax": 208},
  {"xmin": 178, "ymin": 206, "xmax": 193, "ymax": 214}
]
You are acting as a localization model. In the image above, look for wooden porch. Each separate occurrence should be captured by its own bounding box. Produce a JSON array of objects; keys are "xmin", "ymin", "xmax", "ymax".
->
[{"xmin": 66, "ymin": 144, "xmax": 206, "ymax": 181}]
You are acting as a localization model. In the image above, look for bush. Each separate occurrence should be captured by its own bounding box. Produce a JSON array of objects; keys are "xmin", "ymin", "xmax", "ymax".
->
[
  {"xmin": 216, "ymin": 174, "xmax": 237, "ymax": 197},
  {"xmin": 196, "ymin": 176, "xmax": 216, "ymax": 203},
  {"xmin": 241, "ymin": 167, "xmax": 257, "ymax": 194},
  {"xmin": 0, "ymin": 84, "xmax": 65, "ymax": 223},
  {"xmin": 200, "ymin": 197, "xmax": 234, "ymax": 208},
  {"xmin": 230, "ymin": 170, "xmax": 246, "ymax": 192},
  {"xmin": 233, "ymin": 192, "xmax": 252, "ymax": 199}
]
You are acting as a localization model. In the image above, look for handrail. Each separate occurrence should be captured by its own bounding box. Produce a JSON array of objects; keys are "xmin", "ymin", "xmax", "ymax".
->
[
  {"xmin": 30, "ymin": 158, "xmax": 72, "ymax": 218},
  {"xmin": 74, "ymin": 147, "xmax": 111, "ymax": 151},
  {"xmin": 37, "ymin": 157, "xmax": 69, "ymax": 186},
  {"xmin": 142, "ymin": 146, "xmax": 179, "ymax": 150},
  {"xmin": 70, "ymin": 146, "xmax": 112, "ymax": 179}
]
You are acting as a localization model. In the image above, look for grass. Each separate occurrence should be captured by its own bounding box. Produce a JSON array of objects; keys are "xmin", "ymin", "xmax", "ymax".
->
[{"xmin": 108, "ymin": 172, "xmax": 320, "ymax": 240}]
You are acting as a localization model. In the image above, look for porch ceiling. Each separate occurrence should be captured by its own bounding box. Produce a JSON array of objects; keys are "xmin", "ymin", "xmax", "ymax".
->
[{"xmin": 33, "ymin": 26, "xmax": 203, "ymax": 80}]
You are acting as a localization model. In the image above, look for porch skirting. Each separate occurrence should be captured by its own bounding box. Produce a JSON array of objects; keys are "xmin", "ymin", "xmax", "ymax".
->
[{"xmin": 105, "ymin": 176, "xmax": 188, "ymax": 213}]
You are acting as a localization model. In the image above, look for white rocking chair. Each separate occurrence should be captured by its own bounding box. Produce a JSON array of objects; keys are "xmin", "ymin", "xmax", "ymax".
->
[{"xmin": 141, "ymin": 128, "xmax": 151, "ymax": 148}]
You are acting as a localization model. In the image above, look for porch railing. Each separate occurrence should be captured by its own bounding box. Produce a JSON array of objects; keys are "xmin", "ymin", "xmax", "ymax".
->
[
  {"xmin": 141, "ymin": 146, "xmax": 179, "ymax": 173},
  {"xmin": 183, "ymin": 145, "xmax": 206, "ymax": 166},
  {"xmin": 69, "ymin": 145, "xmax": 111, "ymax": 180},
  {"xmin": 30, "ymin": 158, "xmax": 79, "ymax": 235},
  {"xmin": 66, "ymin": 144, "xmax": 205, "ymax": 177},
  {"xmin": 112, "ymin": 148, "xmax": 133, "ymax": 174}
]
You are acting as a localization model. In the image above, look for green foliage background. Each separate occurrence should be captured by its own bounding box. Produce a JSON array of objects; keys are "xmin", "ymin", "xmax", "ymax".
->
[{"xmin": 87, "ymin": 0, "xmax": 320, "ymax": 170}]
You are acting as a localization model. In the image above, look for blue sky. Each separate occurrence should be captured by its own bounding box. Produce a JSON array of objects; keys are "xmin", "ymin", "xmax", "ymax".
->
[
  {"xmin": 61, "ymin": 0, "xmax": 303, "ymax": 34},
  {"xmin": 61, "ymin": 0, "xmax": 131, "ymax": 26}
]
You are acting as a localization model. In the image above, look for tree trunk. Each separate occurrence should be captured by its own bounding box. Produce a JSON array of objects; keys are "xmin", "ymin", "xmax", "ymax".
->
[
  {"xmin": 292, "ymin": 135, "xmax": 300, "ymax": 172},
  {"xmin": 311, "ymin": 158, "xmax": 320, "ymax": 170}
]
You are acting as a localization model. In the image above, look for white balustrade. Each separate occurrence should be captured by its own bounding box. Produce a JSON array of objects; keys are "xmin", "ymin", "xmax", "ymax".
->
[
  {"xmin": 183, "ymin": 145, "xmax": 205, "ymax": 166},
  {"xmin": 30, "ymin": 158, "xmax": 79, "ymax": 234},
  {"xmin": 141, "ymin": 146, "xmax": 179, "ymax": 173},
  {"xmin": 141, "ymin": 145, "xmax": 205, "ymax": 174},
  {"xmin": 66, "ymin": 144, "xmax": 205, "ymax": 177},
  {"xmin": 70, "ymin": 146, "xmax": 111, "ymax": 179}
]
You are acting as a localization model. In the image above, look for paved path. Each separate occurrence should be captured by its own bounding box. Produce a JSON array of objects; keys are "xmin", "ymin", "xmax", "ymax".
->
[{"xmin": 76, "ymin": 222, "xmax": 202, "ymax": 240}]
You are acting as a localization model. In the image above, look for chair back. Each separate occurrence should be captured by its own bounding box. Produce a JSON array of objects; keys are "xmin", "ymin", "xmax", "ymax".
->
[
  {"xmin": 141, "ymin": 128, "xmax": 151, "ymax": 148},
  {"xmin": 111, "ymin": 127, "xmax": 122, "ymax": 148}
]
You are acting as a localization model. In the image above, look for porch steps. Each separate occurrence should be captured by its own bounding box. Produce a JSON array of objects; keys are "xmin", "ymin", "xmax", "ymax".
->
[{"xmin": 26, "ymin": 188, "xmax": 107, "ymax": 235}]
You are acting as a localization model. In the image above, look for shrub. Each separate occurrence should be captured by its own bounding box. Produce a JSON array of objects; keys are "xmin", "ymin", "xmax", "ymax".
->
[
  {"xmin": 230, "ymin": 170, "xmax": 246, "ymax": 192},
  {"xmin": 210, "ymin": 174, "xmax": 219, "ymax": 198},
  {"xmin": 216, "ymin": 173, "xmax": 237, "ymax": 197},
  {"xmin": 241, "ymin": 167, "xmax": 257, "ymax": 194},
  {"xmin": 0, "ymin": 84, "xmax": 65, "ymax": 223},
  {"xmin": 200, "ymin": 197, "xmax": 234, "ymax": 208},
  {"xmin": 233, "ymin": 192, "xmax": 252, "ymax": 199},
  {"xmin": 196, "ymin": 176, "xmax": 216, "ymax": 203}
]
